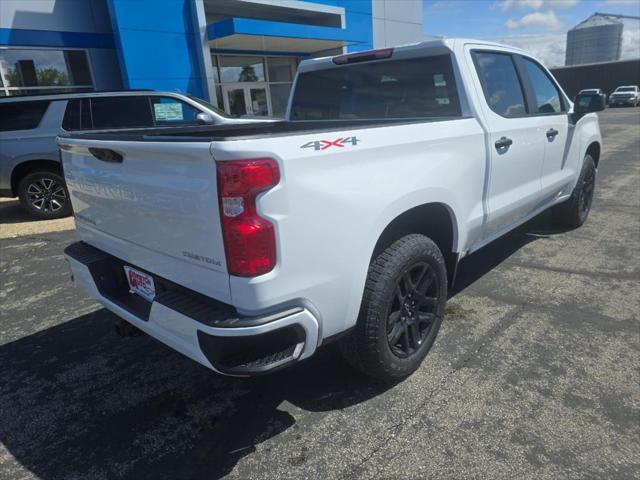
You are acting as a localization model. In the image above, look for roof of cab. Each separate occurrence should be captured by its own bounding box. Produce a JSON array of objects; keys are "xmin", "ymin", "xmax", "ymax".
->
[
  {"xmin": 0, "ymin": 90, "xmax": 194, "ymax": 103},
  {"xmin": 298, "ymin": 37, "xmax": 531, "ymax": 73}
]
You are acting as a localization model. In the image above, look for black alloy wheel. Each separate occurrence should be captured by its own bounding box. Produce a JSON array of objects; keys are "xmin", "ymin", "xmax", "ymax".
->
[
  {"xmin": 341, "ymin": 234, "xmax": 447, "ymax": 381},
  {"xmin": 387, "ymin": 262, "xmax": 440, "ymax": 359}
]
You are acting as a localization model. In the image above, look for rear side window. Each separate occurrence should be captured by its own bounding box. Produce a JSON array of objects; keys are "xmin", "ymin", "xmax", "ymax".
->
[
  {"xmin": 62, "ymin": 99, "xmax": 81, "ymax": 130},
  {"xmin": 290, "ymin": 54, "xmax": 461, "ymax": 120},
  {"xmin": 521, "ymin": 58, "xmax": 564, "ymax": 114},
  {"xmin": 149, "ymin": 96, "xmax": 201, "ymax": 126},
  {"xmin": 0, "ymin": 101, "xmax": 50, "ymax": 132},
  {"xmin": 90, "ymin": 96, "xmax": 153, "ymax": 129},
  {"xmin": 63, "ymin": 99, "xmax": 95, "ymax": 130},
  {"xmin": 472, "ymin": 52, "xmax": 526, "ymax": 118}
]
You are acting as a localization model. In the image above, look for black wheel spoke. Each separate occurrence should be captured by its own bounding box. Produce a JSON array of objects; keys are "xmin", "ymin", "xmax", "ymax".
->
[
  {"xmin": 415, "ymin": 292, "xmax": 438, "ymax": 309},
  {"xmin": 394, "ymin": 285, "xmax": 405, "ymax": 304},
  {"xmin": 387, "ymin": 322, "xmax": 404, "ymax": 345},
  {"xmin": 401, "ymin": 328, "xmax": 410, "ymax": 352},
  {"xmin": 408, "ymin": 323, "xmax": 421, "ymax": 350},
  {"xmin": 386, "ymin": 260, "xmax": 442, "ymax": 359},
  {"xmin": 401, "ymin": 273, "xmax": 414, "ymax": 295},
  {"xmin": 416, "ymin": 268, "xmax": 435, "ymax": 294}
]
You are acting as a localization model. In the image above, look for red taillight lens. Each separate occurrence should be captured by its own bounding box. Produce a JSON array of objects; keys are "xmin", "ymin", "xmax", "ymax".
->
[{"xmin": 217, "ymin": 158, "xmax": 280, "ymax": 277}]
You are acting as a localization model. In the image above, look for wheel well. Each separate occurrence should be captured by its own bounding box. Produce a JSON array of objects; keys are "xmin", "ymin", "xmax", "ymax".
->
[
  {"xmin": 586, "ymin": 142, "xmax": 601, "ymax": 168},
  {"xmin": 10, "ymin": 160, "xmax": 61, "ymax": 196},
  {"xmin": 372, "ymin": 203, "xmax": 458, "ymax": 284}
]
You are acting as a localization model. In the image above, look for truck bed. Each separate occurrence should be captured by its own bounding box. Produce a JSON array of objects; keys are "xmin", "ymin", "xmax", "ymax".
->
[{"xmin": 57, "ymin": 117, "xmax": 465, "ymax": 142}]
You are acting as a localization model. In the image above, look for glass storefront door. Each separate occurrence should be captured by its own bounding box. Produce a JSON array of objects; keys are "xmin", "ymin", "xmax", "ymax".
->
[{"xmin": 222, "ymin": 84, "xmax": 271, "ymax": 117}]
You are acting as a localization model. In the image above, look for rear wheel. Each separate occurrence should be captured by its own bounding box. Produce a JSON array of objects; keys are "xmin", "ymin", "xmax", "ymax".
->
[
  {"xmin": 552, "ymin": 154, "xmax": 596, "ymax": 229},
  {"xmin": 341, "ymin": 234, "xmax": 447, "ymax": 381},
  {"xmin": 17, "ymin": 169, "xmax": 72, "ymax": 219}
]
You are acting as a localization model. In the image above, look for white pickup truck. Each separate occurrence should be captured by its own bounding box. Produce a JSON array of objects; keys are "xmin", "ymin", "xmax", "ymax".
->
[{"xmin": 58, "ymin": 39, "xmax": 603, "ymax": 381}]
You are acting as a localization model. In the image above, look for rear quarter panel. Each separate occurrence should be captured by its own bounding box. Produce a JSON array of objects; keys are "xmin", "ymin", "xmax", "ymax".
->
[{"xmin": 212, "ymin": 118, "xmax": 486, "ymax": 339}]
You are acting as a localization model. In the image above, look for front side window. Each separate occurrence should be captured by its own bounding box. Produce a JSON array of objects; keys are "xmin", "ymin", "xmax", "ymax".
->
[
  {"xmin": 522, "ymin": 58, "xmax": 564, "ymax": 114},
  {"xmin": 0, "ymin": 48, "xmax": 93, "ymax": 97},
  {"xmin": 291, "ymin": 54, "xmax": 461, "ymax": 120},
  {"xmin": 90, "ymin": 96, "xmax": 153, "ymax": 129},
  {"xmin": 473, "ymin": 52, "xmax": 526, "ymax": 118},
  {"xmin": 150, "ymin": 97, "xmax": 201, "ymax": 126},
  {"xmin": 0, "ymin": 101, "xmax": 50, "ymax": 132}
]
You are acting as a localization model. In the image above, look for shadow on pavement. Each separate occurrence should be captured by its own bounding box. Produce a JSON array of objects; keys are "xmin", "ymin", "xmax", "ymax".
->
[
  {"xmin": 451, "ymin": 210, "xmax": 571, "ymax": 296},
  {"xmin": 0, "ymin": 309, "xmax": 392, "ymax": 480},
  {"xmin": 0, "ymin": 209, "xmax": 574, "ymax": 479},
  {"xmin": 0, "ymin": 199, "xmax": 32, "ymax": 225}
]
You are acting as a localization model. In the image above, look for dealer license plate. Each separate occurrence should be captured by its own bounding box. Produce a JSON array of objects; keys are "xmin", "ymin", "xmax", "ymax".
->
[{"xmin": 124, "ymin": 266, "xmax": 156, "ymax": 302}]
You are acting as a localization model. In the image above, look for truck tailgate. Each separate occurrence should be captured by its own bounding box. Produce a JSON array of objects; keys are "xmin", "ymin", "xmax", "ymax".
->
[{"xmin": 58, "ymin": 138, "xmax": 231, "ymax": 301}]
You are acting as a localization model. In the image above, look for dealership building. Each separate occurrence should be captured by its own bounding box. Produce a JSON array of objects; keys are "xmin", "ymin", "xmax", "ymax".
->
[{"xmin": 0, "ymin": 0, "xmax": 424, "ymax": 117}]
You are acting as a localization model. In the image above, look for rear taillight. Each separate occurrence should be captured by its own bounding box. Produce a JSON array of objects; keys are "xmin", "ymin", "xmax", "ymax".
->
[{"xmin": 217, "ymin": 158, "xmax": 280, "ymax": 277}]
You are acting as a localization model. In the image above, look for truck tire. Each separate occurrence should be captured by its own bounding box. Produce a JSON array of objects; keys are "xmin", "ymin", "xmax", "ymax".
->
[
  {"xmin": 17, "ymin": 169, "xmax": 72, "ymax": 220},
  {"xmin": 341, "ymin": 234, "xmax": 447, "ymax": 381},
  {"xmin": 552, "ymin": 154, "xmax": 596, "ymax": 229}
]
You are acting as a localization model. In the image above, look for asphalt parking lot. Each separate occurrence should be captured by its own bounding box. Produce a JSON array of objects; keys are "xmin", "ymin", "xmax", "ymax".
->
[{"xmin": 1, "ymin": 107, "xmax": 639, "ymax": 480}]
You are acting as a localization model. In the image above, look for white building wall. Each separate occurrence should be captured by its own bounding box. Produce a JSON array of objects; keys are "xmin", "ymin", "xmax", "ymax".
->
[{"xmin": 372, "ymin": 0, "xmax": 424, "ymax": 48}]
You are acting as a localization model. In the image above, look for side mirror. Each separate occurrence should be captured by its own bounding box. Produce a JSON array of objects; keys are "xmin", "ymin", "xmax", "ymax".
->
[
  {"xmin": 573, "ymin": 93, "xmax": 606, "ymax": 114},
  {"xmin": 196, "ymin": 112, "xmax": 214, "ymax": 125}
]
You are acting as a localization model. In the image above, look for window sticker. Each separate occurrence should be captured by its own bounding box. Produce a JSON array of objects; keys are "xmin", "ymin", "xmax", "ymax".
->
[{"xmin": 154, "ymin": 102, "xmax": 183, "ymax": 121}]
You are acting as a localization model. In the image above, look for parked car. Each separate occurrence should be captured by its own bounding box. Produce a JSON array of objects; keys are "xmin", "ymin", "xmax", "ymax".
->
[
  {"xmin": 578, "ymin": 88, "xmax": 606, "ymax": 105},
  {"xmin": 608, "ymin": 85, "xmax": 640, "ymax": 107},
  {"xmin": 59, "ymin": 39, "xmax": 603, "ymax": 381},
  {"xmin": 0, "ymin": 90, "xmax": 263, "ymax": 219}
]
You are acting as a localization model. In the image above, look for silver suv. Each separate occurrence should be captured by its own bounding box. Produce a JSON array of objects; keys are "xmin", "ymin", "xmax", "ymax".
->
[{"xmin": 0, "ymin": 90, "xmax": 256, "ymax": 219}]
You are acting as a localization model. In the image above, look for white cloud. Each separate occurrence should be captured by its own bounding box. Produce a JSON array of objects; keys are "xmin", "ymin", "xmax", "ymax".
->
[
  {"xmin": 496, "ymin": 33, "xmax": 567, "ymax": 66},
  {"xmin": 505, "ymin": 10, "xmax": 564, "ymax": 29},
  {"xmin": 496, "ymin": 0, "xmax": 543, "ymax": 10},
  {"xmin": 495, "ymin": 0, "xmax": 579, "ymax": 10},
  {"xmin": 620, "ymin": 19, "xmax": 640, "ymax": 59},
  {"xmin": 600, "ymin": 0, "xmax": 640, "ymax": 5},
  {"xmin": 492, "ymin": 0, "xmax": 580, "ymax": 12}
]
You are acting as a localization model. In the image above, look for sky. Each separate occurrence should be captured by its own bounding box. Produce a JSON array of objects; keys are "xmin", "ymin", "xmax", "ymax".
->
[{"xmin": 423, "ymin": 0, "xmax": 640, "ymax": 67}]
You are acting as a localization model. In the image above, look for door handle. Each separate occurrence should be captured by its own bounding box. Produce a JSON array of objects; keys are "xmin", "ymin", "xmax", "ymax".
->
[
  {"xmin": 89, "ymin": 147, "xmax": 123, "ymax": 163},
  {"xmin": 494, "ymin": 136, "xmax": 513, "ymax": 149},
  {"xmin": 546, "ymin": 128, "xmax": 559, "ymax": 140}
]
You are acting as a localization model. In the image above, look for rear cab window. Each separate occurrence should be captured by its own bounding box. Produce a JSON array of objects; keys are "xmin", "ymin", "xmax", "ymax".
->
[
  {"xmin": 0, "ymin": 101, "xmax": 51, "ymax": 132},
  {"xmin": 290, "ymin": 54, "xmax": 462, "ymax": 120}
]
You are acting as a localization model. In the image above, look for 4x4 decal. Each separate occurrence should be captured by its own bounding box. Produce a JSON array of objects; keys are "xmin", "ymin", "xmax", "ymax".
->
[{"xmin": 301, "ymin": 136, "xmax": 360, "ymax": 151}]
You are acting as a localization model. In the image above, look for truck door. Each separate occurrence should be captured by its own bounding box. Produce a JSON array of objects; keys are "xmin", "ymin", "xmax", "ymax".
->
[
  {"xmin": 518, "ymin": 57, "xmax": 572, "ymax": 201},
  {"xmin": 468, "ymin": 48, "xmax": 545, "ymax": 239}
]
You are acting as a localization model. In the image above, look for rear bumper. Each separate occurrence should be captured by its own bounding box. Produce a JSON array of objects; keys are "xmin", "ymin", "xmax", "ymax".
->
[{"xmin": 64, "ymin": 242, "xmax": 319, "ymax": 376}]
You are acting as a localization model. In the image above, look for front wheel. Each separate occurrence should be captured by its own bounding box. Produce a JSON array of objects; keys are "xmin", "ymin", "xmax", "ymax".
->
[
  {"xmin": 17, "ymin": 169, "xmax": 72, "ymax": 219},
  {"xmin": 552, "ymin": 154, "xmax": 596, "ymax": 229},
  {"xmin": 341, "ymin": 234, "xmax": 447, "ymax": 381}
]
